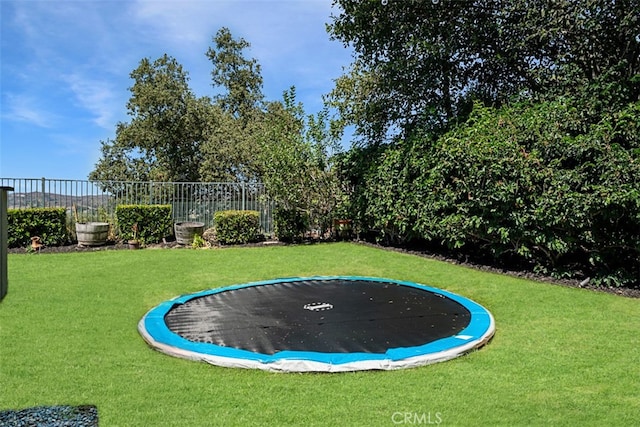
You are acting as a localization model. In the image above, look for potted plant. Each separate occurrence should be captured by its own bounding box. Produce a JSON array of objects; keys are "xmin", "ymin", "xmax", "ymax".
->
[
  {"xmin": 128, "ymin": 223, "xmax": 141, "ymax": 249},
  {"xmin": 174, "ymin": 221, "xmax": 205, "ymax": 245},
  {"xmin": 73, "ymin": 205, "xmax": 110, "ymax": 247}
]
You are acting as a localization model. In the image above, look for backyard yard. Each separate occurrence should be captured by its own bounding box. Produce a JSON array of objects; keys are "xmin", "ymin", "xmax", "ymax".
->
[{"xmin": 1, "ymin": 243, "xmax": 638, "ymax": 426}]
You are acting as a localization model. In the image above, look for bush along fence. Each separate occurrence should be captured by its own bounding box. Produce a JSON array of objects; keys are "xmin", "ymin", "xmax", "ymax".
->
[
  {"xmin": 115, "ymin": 205, "xmax": 173, "ymax": 245},
  {"xmin": 1, "ymin": 178, "xmax": 274, "ymax": 239},
  {"xmin": 7, "ymin": 208, "xmax": 69, "ymax": 248},
  {"xmin": 214, "ymin": 210, "xmax": 263, "ymax": 245}
]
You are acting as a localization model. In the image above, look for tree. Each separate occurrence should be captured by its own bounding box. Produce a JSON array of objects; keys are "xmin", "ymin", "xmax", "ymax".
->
[
  {"xmin": 330, "ymin": 0, "xmax": 640, "ymax": 286},
  {"xmin": 92, "ymin": 28, "xmax": 269, "ymax": 184},
  {"xmin": 206, "ymin": 27, "xmax": 264, "ymax": 122},
  {"xmin": 198, "ymin": 27, "xmax": 267, "ymax": 182},
  {"xmin": 198, "ymin": 105, "xmax": 262, "ymax": 182},
  {"xmin": 327, "ymin": 0, "xmax": 640, "ymax": 144},
  {"xmin": 410, "ymin": 99, "xmax": 640, "ymax": 287},
  {"xmin": 489, "ymin": 0, "xmax": 640, "ymax": 115},
  {"xmin": 255, "ymin": 87, "xmax": 342, "ymax": 235},
  {"xmin": 90, "ymin": 54, "xmax": 205, "ymax": 182},
  {"xmin": 328, "ymin": 0, "xmax": 517, "ymax": 142}
]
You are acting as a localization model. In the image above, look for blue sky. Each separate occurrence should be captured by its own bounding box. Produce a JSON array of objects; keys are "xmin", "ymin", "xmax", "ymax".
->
[{"xmin": 0, "ymin": 0, "xmax": 354, "ymax": 180}]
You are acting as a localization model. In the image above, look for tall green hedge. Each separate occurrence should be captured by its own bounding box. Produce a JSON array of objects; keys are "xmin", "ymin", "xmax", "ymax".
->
[
  {"xmin": 115, "ymin": 205, "xmax": 172, "ymax": 244},
  {"xmin": 214, "ymin": 210, "xmax": 262, "ymax": 245},
  {"xmin": 7, "ymin": 208, "xmax": 69, "ymax": 248},
  {"xmin": 343, "ymin": 100, "xmax": 640, "ymax": 287}
]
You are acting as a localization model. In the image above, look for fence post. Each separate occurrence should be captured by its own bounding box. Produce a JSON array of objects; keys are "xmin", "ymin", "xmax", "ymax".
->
[
  {"xmin": 1, "ymin": 186, "xmax": 14, "ymax": 301},
  {"xmin": 242, "ymin": 182, "xmax": 246, "ymax": 211},
  {"xmin": 41, "ymin": 177, "xmax": 46, "ymax": 207}
]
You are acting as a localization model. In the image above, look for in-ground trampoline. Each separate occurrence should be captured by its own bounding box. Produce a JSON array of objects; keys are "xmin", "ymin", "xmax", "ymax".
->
[{"xmin": 139, "ymin": 276, "xmax": 495, "ymax": 372}]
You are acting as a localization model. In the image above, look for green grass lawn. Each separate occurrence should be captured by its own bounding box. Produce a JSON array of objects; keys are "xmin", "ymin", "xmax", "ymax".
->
[{"xmin": 1, "ymin": 243, "xmax": 638, "ymax": 426}]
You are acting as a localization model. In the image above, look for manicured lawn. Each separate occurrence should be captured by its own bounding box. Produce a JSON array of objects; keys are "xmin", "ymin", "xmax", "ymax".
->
[{"xmin": 1, "ymin": 243, "xmax": 638, "ymax": 426}]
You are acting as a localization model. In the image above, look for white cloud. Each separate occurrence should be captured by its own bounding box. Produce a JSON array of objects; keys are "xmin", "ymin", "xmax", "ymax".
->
[
  {"xmin": 128, "ymin": 0, "xmax": 348, "ymax": 71},
  {"xmin": 4, "ymin": 2, "xmax": 148, "ymax": 131},
  {"xmin": 62, "ymin": 74, "xmax": 123, "ymax": 130},
  {"xmin": 131, "ymin": 0, "xmax": 223, "ymax": 51},
  {"xmin": 1, "ymin": 94, "xmax": 57, "ymax": 128}
]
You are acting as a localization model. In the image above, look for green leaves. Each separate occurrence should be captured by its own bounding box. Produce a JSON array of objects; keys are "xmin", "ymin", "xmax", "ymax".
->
[
  {"xmin": 91, "ymin": 54, "xmax": 204, "ymax": 183},
  {"xmin": 344, "ymin": 99, "xmax": 640, "ymax": 286},
  {"xmin": 255, "ymin": 88, "xmax": 342, "ymax": 235},
  {"xmin": 273, "ymin": 207, "xmax": 309, "ymax": 243},
  {"xmin": 328, "ymin": 0, "xmax": 640, "ymax": 146},
  {"xmin": 91, "ymin": 28, "xmax": 268, "ymax": 184},
  {"xmin": 7, "ymin": 208, "xmax": 69, "ymax": 248},
  {"xmin": 207, "ymin": 27, "xmax": 264, "ymax": 122},
  {"xmin": 115, "ymin": 205, "xmax": 172, "ymax": 244},
  {"xmin": 213, "ymin": 210, "xmax": 262, "ymax": 245}
]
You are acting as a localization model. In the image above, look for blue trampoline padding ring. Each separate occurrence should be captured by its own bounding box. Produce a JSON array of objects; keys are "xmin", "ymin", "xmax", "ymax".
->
[{"xmin": 138, "ymin": 276, "xmax": 495, "ymax": 372}]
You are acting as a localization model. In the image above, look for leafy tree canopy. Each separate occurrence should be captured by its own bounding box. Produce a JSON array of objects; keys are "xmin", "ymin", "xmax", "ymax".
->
[
  {"xmin": 327, "ymin": 0, "xmax": 640, "ymax": 144},
  {"xmin": 207, "ymin": 27, "xmax": 264, "ymax": 122},
  {"xmin": 90, "ymin": 54, "xmax": 205, "ymax": 182},
  {"xmin": 254, "ymin": 87, "xmax": 342, "ymax": 231},
  {"xmin": 90, "ymin": 26, "xmax": 345, "ymax": 231},
  {"xmin": 91, "ymin": 28, "xmax": 267, "ymax": 184}
]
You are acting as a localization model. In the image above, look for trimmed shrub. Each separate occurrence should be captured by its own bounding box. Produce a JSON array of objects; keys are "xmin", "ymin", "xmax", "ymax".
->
[
  {"xmin": 7, "ymin": 208, "xmax": 69, "ymax": 248},
  {"xmin": 115, "ymin": 205, "xmax": 172, "ymax": 244},
  {"xmin": 214, "ymin": 210, "xmax": 262, "ymax": 245},
  {"xmin": 273, "ymin": 206, "xmax": 309, "ymax": 243}
]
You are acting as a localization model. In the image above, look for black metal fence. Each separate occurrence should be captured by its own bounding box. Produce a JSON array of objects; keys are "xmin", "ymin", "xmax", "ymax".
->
[{"xmin": 0, "ymin": 178, "xmax": 274, "ymax": 234}]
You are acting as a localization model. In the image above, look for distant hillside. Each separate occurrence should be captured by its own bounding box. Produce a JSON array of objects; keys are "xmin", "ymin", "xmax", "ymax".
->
[{"xmin": 8, "ymin": 192, "xmax": 113, "ymax": 210}]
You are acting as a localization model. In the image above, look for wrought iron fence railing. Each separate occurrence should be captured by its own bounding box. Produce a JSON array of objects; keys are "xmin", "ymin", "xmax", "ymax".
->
[{"xmin": 0, "ymin": 178, "xmax": 274, "ymax": 234}]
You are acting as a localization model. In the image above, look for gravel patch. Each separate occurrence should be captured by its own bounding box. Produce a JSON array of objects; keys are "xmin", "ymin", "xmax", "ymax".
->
[{"xmin": 0, "ymin": 405, "xmax": 98, "ymax": 427}]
